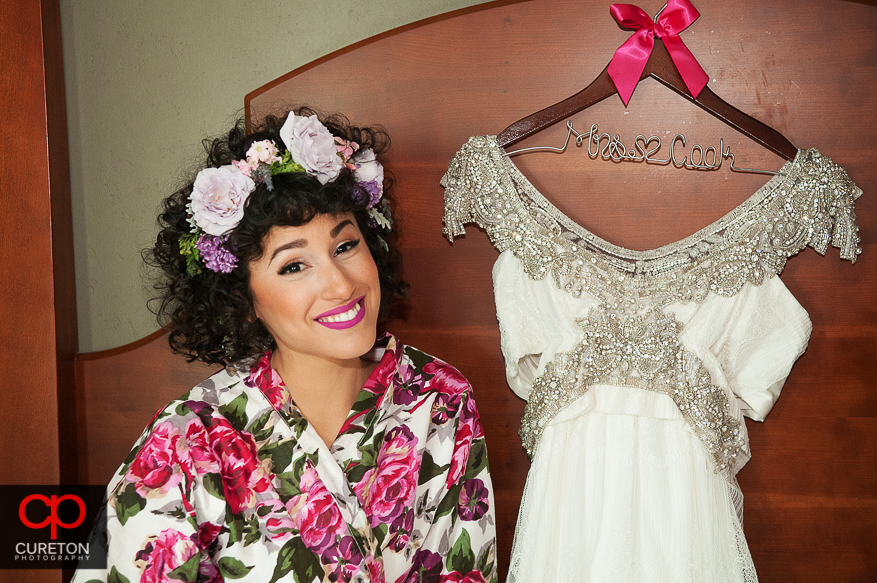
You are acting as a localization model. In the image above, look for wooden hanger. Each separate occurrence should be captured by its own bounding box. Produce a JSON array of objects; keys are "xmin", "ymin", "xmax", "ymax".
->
[{"xmin": 497, "ymin": 36, "xmax": 797, "ymax": 161}]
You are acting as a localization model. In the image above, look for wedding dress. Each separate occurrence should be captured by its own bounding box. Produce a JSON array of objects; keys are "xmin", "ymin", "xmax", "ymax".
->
[{"xmin": 442, "ymin": 137, "xmax": 861, "ymax": 583}]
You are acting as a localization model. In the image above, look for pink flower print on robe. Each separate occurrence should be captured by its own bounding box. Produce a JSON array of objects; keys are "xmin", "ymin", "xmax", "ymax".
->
[
  {"xmin": 248, "ymin": 351, "xmax": 289, "ymax": 409},
  {"xmin": 440, "ymin": 571, "xmax": 487, "ymax": 583},
  {"xmin": 423, "ymin": 360, "xmax": 471, "ymax": 396},
  {"xmin": 288, "ymin": 464, "xmax": 347, "ymax": 554},
  {"xmin": 355, "ymin": 426, "xmax": 421, "ymax": 527},
  {"xmin": 124, "ymin": 421, "xmax": 185, "ymax": 498},
  {"xmin": 206, "ymin": 419, "xmax": 273, "ymax": 513},
  {"xmin": 447, "ymin": 398, "xmax": 484, "ymax": 488},
  {"xmin": 134, "ymin": 529, "xmax": 199, "ymax": 583},
  {"xmin": 182, "ymin": 419, "xmax": 220, "ymax": 477}
]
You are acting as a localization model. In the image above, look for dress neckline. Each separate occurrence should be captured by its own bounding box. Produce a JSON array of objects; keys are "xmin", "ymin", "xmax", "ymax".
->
[{"xmin": 493, "ymin": 136, "xmax": 802, "ymax": 262}]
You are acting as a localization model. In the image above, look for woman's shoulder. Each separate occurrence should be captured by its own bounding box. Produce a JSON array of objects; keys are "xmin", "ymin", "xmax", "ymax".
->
[
  {"xmin": 384, "ymin": 337, "xmax": 474, "ymax": 400},
  {"xmin": 106, "ymin": 360, "xmax": 280, "ymax": 485},
  {"xmin": 137, "ymin": 360, "xmax": 273, "ymax": 441}
]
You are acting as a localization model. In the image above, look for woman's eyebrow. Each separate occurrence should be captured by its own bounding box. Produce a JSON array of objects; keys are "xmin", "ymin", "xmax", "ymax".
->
[
  {"xmin": 269, "ymin": 238, "xmax": 307, "ymax": 263},
  {"xmin": 330, "ymin": 219, "xmax": 353, "ymax": 238},
  {"xmin": 268, "ymin": 220, "xmax": 354, "ymax": 263}
]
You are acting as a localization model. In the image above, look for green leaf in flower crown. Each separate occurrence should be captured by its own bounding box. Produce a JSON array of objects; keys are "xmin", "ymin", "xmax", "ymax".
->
[
  {"xmin": 179, "ymin": 232, "xmax": 202, "ymax": 277},
  {"xmin": 368, "ymin": 207, "xmax": 392, "ymax": 230},
  {"xmin": 271, "ymin": 151, "xmax": 306, "ymax": 176}
]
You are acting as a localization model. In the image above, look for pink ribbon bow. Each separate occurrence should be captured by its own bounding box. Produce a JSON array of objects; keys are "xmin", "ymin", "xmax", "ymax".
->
[{"xmin": 607, "ymin": 0, "xmax": 709, "ymax": 105}]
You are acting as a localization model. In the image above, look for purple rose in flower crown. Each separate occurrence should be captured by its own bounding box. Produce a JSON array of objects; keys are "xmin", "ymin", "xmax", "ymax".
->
[
  {"xmin": 189, "ymin": 165, "xmax": 255, "ymax": 236},
  {"xmin": 352, "ymin": 148, "xmax": 384, "ymax": 207},
  {"xmin": 279, "ymin": 114, "xmax": 344, "ymax": 184}
]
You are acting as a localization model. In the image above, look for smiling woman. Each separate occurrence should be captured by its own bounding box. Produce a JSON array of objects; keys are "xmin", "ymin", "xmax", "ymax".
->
[{"xmin": 72, "ymin": 108, "xmax": 498, "ymax": 583}]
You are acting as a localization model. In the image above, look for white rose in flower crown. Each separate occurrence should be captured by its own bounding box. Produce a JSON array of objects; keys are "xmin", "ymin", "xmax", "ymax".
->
[
  {"xmin": 189, "ymin": 165, "xmax": 255, "ymax": 236},
  {"xmin": 279, "ymin": 114, "xmax": 344, "ymax": 184},
  {"xmin": 352, "ymin": 148, "xmax": 384, "ymax": 186}
]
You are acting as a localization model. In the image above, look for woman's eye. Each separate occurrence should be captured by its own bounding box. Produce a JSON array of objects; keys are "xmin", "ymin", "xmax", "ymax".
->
[
  {"xmin": 278, "ymin": 262, "xmax": 304, "ymax": 275},
  {"xmin": 335, "ymin": 238, "xmax": 360, "ymax": 256}
]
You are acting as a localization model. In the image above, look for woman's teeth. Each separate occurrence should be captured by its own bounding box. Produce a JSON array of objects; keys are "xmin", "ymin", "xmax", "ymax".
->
[{"xmin": 319, "ymin": 302, "xmax": 361, "ymax": 323}]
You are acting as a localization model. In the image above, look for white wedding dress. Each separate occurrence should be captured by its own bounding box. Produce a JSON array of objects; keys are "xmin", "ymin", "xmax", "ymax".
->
[{"xmin": 442, "ymin": 138, "xmax": 861, "ymax": 583}]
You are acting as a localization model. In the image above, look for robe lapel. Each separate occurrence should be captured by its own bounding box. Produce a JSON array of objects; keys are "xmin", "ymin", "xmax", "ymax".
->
[{"xmin": 296, "ymin": 424, "xmax": 375, "ymax": 542}]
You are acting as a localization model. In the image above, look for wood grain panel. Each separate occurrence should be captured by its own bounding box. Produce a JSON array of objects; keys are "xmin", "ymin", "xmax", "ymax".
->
[
  {"xmin": 0, "ymin": 0, "xmax": 75, "ymax": 581},
  {"xmin": 75, "ymin": 329, "xmax": 218, "ymax": 486}
]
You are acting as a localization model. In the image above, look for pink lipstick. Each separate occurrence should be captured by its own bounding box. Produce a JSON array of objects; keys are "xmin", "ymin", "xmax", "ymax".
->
[{"xmin": 315, "ymin": 296, "xmax": 366, "ymax": 330}]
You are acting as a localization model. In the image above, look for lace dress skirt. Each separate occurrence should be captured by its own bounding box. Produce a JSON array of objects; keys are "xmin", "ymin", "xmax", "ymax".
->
[{"xmin": 507, "ymin": 385, "xmax": 758, "ymax": 583}]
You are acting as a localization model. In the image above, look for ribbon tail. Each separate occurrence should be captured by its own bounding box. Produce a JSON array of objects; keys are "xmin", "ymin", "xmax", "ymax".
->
[
  {"xmin": 662, "ymin": 35, "xmax": 709, "ymax": 98},
  {"xmin": 607, "ymin": 31, "xmax": 654, "ymax": 106}
]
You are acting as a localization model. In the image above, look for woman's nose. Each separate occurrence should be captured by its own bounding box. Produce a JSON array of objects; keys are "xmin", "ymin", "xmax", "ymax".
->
[{"xmin": 320, "ymin": 261, "xmax": 355, "ymax": 299}]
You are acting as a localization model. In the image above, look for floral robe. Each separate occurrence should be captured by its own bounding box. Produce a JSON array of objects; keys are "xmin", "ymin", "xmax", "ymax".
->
[{"xmin": 73, "ymin": 334, "xmax": 497, "ymax": 583}]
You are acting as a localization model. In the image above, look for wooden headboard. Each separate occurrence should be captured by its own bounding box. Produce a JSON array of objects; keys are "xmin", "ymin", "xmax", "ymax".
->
[{"xmin": 77, "ymin": 1, "xmax": 876, "ymax": 579}]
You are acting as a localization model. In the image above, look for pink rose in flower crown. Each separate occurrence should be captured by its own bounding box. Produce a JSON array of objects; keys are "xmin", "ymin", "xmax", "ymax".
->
[
  {"xmin": 355, "ymin": 426, "xmax": 420, "ymax": 526},
  {"xmin": 125, "ymin": 421, "xmax": 185, "ymax": 498},
  {"xmin": 134, "ymin": 529, "xmax": 199, "ymax": 583},
  {"xmin": 335, "ymin": 136, "xmax": 359, "ymax": 161},
  {"xmin": 247, "ymin": 139, "xmax": 281, "ymax": 165},
  {"xmin": 280, "ymin": 114, "xmax": 344, "ymax": 184},
  {"xmin": 206, "ymin": 420, "xmax": 273, "ymax": 513},
  {"xmin": 287, "ymin": 465, "xmax": 346, "ymax": 554},
  {"xmin": 189, "ymin": 165, "xmax": 255, "ymax": 236},
  {"xmin": 231, "ymin": 140, "xmax": 282, "ymax": 177}
]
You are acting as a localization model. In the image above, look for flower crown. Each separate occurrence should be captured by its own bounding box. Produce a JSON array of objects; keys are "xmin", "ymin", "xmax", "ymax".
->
[{"xmin": 180, "ymin": 113, "xmax": 392, "ymax": 275}]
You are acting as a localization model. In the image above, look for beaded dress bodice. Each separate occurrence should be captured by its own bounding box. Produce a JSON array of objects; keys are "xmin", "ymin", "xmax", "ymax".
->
[{"xmin": 442, "ymin": 136, "xmax": 861, "ymax": 474}]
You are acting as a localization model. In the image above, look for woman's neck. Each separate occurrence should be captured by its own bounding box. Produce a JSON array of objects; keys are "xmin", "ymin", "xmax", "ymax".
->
[{"xmin": 269, "ymin": 350, "xmax": 378, "ymax": 446}]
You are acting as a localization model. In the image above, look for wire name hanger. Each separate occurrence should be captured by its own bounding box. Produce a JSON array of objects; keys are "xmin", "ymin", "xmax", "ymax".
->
[
  {"xmin": 497, "ymin": 1, "xmax": 797, "ymax": 161},
  {"xmin": 504, "ymin": 119, "xmax": 783, "ymax": 175}
]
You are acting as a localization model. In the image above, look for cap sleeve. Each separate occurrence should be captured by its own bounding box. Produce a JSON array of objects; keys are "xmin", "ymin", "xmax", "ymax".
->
[
  {"xmin": 713, "ymin": 276, "xmax": 813, "ymax": 421},
  {"xmin": 441, "ymin": 136, "xmax": 504, "ymax": 241}
]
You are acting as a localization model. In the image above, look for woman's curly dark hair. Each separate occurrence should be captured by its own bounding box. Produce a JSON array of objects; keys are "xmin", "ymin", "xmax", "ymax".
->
[{"xmin": 148, "ymin": 107, "xmax": 405, "ymax": 366}]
